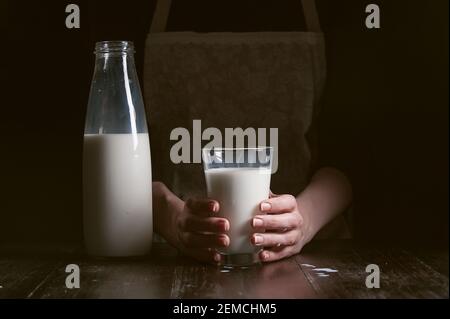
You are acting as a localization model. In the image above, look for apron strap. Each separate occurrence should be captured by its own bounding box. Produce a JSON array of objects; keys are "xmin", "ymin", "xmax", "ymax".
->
[
  {"xmin": 301, "ymin": 0, "xmax": 321, "ymax": 32},
  {"xmin": 149, "ymin": 0, "xmax": 321, "ymax": 33},
  {"xmin": 150, "ymin": 0, "xmax": 173, "ymax": 33}
]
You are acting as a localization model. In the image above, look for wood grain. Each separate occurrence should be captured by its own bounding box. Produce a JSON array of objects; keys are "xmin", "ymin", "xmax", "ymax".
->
[
  {"xmin": 0, "ymin": 244, "xmax": 75, "ymax": 299},
  {"xmin": 296, "ymin": 241, "xmax": 449, "ymax": 299},
  {"xmin": 0, "ymin": 241, "xmax": 447, "ymax": 299},
  {"xmin": 169, "ymin": 256, "xmax": 317, "ymax": 299},
  {"xmin": 29, "ymin": 244, "xmax": 178, "ymax": 299}
]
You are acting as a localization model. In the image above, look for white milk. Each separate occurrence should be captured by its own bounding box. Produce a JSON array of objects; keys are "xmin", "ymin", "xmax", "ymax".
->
[
  {"xmin": 205, "ymin": 167, "xmax": 271, "ymax": 255},
  {"xmin": 83, "ymin": 133, "xmax": 152, "ymax": 257}
]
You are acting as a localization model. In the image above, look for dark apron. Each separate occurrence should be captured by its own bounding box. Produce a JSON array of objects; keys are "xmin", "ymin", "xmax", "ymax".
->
[{"xmin": 144, "ymin": 0, "xmax": 326, "ymax": 200}]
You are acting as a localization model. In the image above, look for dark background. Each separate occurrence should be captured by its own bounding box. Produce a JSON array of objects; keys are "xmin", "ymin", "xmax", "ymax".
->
[{"xmin": 3, "ymin": 0, "xmax": 448, "ymax": 246}]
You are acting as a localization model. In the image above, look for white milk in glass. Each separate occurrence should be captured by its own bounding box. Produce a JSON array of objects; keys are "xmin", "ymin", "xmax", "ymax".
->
[
  {"xmin": 205, "ymin": 167, "xmax": 271, "ymax": 255},
  {"xmin": 83, "ymin": 133, "xmax": 152, "ymax": 256}
]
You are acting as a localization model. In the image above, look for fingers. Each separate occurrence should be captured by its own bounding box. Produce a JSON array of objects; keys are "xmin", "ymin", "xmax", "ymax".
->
[
  {"xmin": 259, "ymin": 246, "xmax": 296, "ymax": 263},
  {"xmin": 251, "ymin": 230, "xmax": 299, "ymax": 247},
  {"xmin": 252, "ymin": 213, "xmax": 301, "ymax": 231},
  {"xmin": 179, "ymin": 232, "xmax": 230, "ymax": 249},
  {"xmin": 182, "ymin": 215, "xmax": 229, "ymax": 233},
  {"xmin": 260, "ymin": 194, "xmax": 297, "ymax": 214},
  {"xmin": 177, "ymin": 198, "xmax": 229, "ymax": 264},
  {"xmin": 186, "ymin": 198, "xmax": 219, "ymax": 216}
]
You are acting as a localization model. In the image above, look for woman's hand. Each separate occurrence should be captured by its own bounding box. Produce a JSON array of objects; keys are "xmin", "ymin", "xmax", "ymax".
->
[
  {"xmin": 173, "ymin": 198, "xmax": 230, "ymax": 264},
  {"xmin": 155, "ymin": 167, "xmax": 351, "ymax": 265},
  {"xmin": 251, "ymin": 193, "xmax": 307, "ymax": 262}
]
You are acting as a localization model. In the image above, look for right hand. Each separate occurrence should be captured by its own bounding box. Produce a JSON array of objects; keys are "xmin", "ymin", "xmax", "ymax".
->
[{"xmin": 174, "ymin": 198, "xmax": 230, "ymax": 264}]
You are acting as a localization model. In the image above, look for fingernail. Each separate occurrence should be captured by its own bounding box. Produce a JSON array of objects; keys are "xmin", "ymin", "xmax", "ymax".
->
[
  {"xmin": 253, "ymin": 234, "xmax": 263, "ymax": 245},
  {"xmin": 261, "ymin": 202, "xmax": 271, "ymax": 212},
  {"xmin": 222, "ymin": 220, "xmax": 230, "ymax": 231},
  {"xmin": 253, "ymin": 217, "xmax": 264, "ymax": 228},
  {"xmin": 219, "ymin": 235, "xmax": 229, "ymax": 247},
  {"xmin": 260, "ymin": 250, "xmax": 269, "ymax": 261},
  {"xmin": 209, "ymin": 201, "xmax": 218, "ymax": 213}
]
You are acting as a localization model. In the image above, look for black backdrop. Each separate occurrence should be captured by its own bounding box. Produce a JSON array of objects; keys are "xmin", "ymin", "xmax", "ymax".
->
[{"xmin": 3, "ymin": 0, "xmax": 448, "ymax": 246}]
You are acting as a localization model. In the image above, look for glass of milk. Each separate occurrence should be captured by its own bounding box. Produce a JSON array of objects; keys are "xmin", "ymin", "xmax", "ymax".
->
[{"xmin": 202, "ymin": 147, "xmax": 273, "ymax": 268}]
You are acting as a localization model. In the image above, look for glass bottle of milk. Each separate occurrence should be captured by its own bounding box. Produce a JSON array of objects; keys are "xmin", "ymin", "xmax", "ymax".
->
[{"xmin": 83, "ymin": 41, "xmax": 152, "ymax": 257}]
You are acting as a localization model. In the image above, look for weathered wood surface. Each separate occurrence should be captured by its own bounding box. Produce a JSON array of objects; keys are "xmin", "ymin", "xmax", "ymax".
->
[{"xmin": 0, "ymin": 241, "xmax": 447, "ymax": 299}]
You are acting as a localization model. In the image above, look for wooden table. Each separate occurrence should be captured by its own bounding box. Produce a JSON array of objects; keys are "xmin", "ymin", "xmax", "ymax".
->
[{"xmin": 0, "ymin": 240, "xmax": 448, "ymax": 299}]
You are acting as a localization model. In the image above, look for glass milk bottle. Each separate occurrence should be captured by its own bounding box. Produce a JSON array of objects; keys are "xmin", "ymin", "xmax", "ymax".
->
[{"xmin": 83, "ymin": 41, "xmax": 152, "ymax": 257}]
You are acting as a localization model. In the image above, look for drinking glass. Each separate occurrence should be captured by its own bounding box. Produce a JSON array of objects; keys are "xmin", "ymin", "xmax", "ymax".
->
[{"xmin": 202, "ymin": 147, "xmax": 273, "ymax": 268}]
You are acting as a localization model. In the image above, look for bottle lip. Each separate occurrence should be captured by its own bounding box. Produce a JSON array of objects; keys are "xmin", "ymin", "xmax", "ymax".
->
[{"xmin": 94, "ymin": 41, "xmax": 135, "ymax": 54}]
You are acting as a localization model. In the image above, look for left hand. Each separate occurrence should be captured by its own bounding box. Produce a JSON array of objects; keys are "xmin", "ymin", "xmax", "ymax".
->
[{"xmin": 251, "ymin": 193, "xmax": 307, "ymax": 262}]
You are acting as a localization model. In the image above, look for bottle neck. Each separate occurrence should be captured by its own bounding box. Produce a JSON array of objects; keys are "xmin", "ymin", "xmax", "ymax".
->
[
  {"xmin": 85, "ymin": 41, "xmax": 148, "ymax": 135},
  {"xmin": 93, "ymin": 53, "xmax": 136, "ymax": 74},
  {"xmin": 92, "ymin": 41, "xmax": 137, "ymax": 77},
  {"xmin": 94, "ymin": 41, "xmax": 134, "ymax": 55}
]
